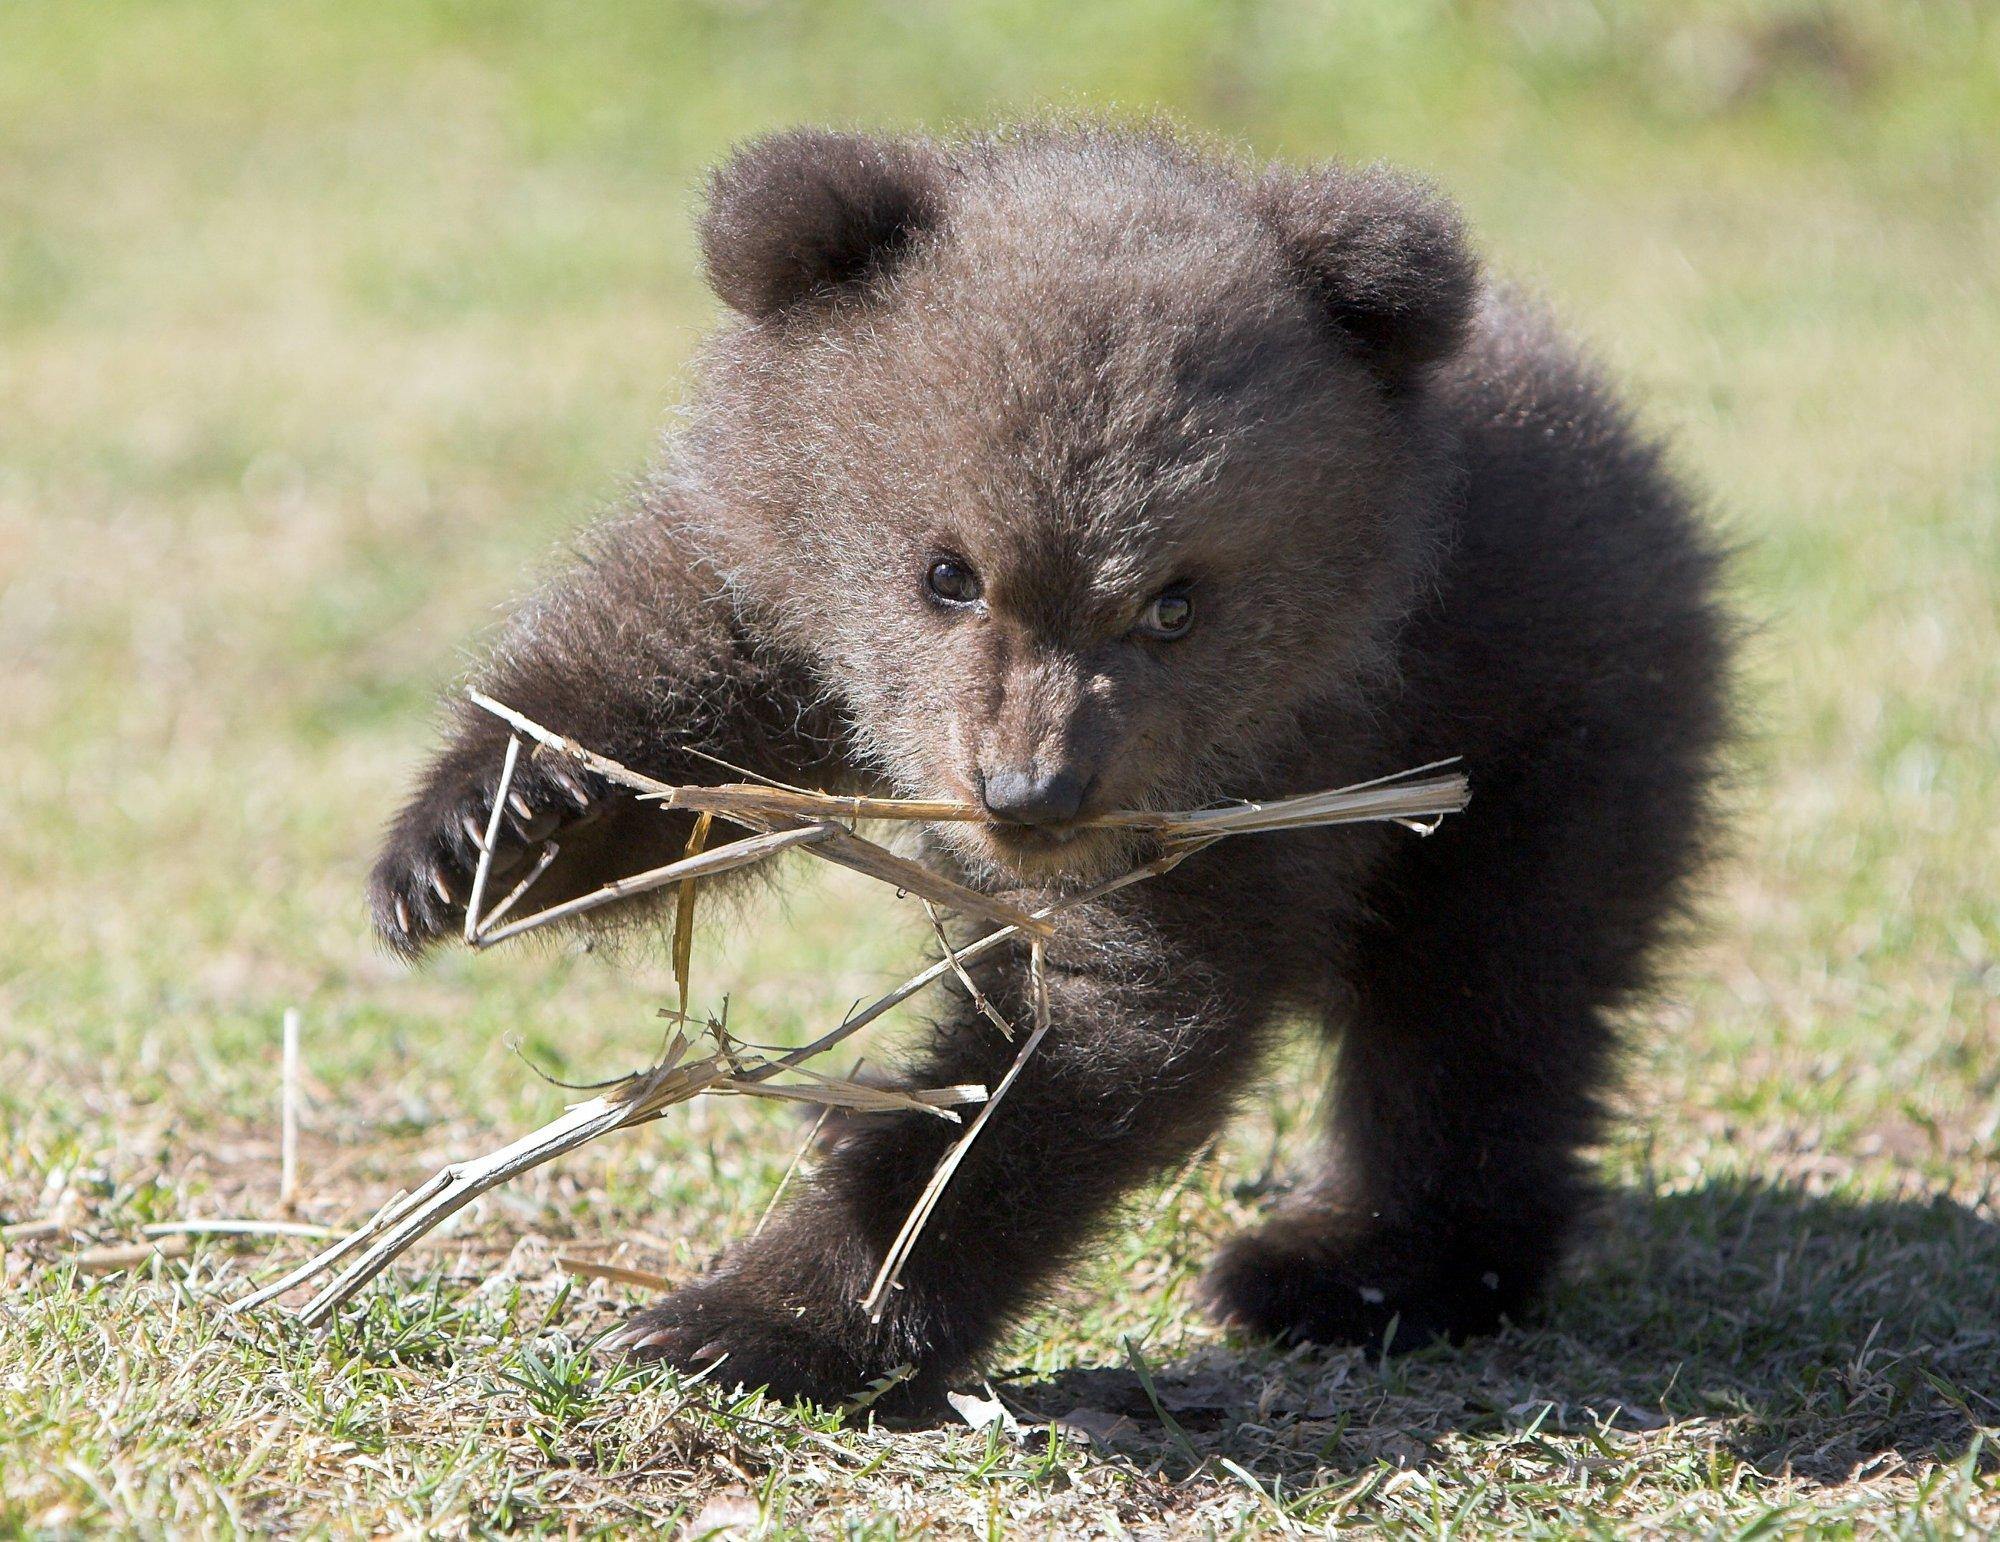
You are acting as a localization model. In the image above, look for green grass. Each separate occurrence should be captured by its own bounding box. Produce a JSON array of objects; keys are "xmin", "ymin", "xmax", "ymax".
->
[{"xmin": 3, "ymin": 1, "xmax": 1997, "ymax": 1533}]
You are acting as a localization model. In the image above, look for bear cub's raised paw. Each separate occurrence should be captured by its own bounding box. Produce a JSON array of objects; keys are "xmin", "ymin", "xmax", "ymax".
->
[{"xmin": 369, "ymin": 747, "xmax": 607, "ymax": 955}]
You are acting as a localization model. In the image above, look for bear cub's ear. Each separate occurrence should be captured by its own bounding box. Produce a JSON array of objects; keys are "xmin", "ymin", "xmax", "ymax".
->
[
  {"xmin": 1255, "ymin": 165, "xmax": 1479, "ymax": 393},
  {"xmin": 699, "ymin": 129, "xmax": 946, "ymax": 319}
]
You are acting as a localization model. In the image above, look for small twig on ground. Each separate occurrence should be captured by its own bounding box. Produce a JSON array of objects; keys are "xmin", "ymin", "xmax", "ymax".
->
[
  {"xmin": 280, "ymin": 1007, "xmax": 301, "ymax": 1212},
  {"xmin": 1, "ymin": 1218, "xmax": 66, "ymax": 1244},
  {"xmin": 556, "ymin": 1256, "xmax": 675, "ymax": 1291},
  {"xmin": 74, "ymin": 1237, "xmax": 192, "ymax": 1274},
  {"xmin": 143, "ymin": 1219, "xmax": 337, "ymax": 1240}
]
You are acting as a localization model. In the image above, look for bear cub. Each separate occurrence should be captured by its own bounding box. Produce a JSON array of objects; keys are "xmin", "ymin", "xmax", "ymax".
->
[{"xmin": 371, "ymin": 125, "xmax": 1730, "ymax": 1408}]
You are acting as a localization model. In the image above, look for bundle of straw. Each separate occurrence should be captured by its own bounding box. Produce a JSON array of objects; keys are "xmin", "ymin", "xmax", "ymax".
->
[{"xmin": 231, "ymin": 695, "xmax": 1469, "ymax": 1328}]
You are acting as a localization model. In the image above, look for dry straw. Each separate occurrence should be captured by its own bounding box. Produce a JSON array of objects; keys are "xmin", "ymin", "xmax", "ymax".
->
[{"xmin": 231, "ymin": 694, "xmax": 1469, "ymax": 1329}]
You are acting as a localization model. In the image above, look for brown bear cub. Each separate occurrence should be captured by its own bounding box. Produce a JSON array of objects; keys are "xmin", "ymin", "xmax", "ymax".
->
[{"xmin": 371, "ymin": 125, "xmax": 1730, "ymax": 1408}]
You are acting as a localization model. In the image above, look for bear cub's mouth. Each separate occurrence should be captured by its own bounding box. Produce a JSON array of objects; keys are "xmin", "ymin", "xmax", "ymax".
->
[
  {"xmin": 982, "ymin": 820, "xmax": 1083, "ymax": 853},
  {"xmin": 967, "ymin": 816, "xmax": 1129, "ymax": 885}
]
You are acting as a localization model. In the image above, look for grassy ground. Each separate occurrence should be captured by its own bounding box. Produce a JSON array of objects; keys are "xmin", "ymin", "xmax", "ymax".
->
[{"xmin": 3, "ymin": 1, "xmax": 1997, "ymax": 1534}]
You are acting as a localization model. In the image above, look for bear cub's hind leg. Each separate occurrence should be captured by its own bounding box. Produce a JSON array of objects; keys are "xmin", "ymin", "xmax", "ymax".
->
[{"xmin": 1205, "ymin": 919, "xmax": 1617, "ymax": 1350}]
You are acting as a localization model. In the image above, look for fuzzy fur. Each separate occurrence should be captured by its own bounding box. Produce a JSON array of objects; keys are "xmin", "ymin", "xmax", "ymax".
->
[{"xmin": 370, "ymin": 124, "xmax": 1732, "ymax": 1411}]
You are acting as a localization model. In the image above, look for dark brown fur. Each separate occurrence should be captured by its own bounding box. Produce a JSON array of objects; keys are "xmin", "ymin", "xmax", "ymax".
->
[{"xmin": 370, "ymin": 125, "xmax": 1732, "ymax": 1409}]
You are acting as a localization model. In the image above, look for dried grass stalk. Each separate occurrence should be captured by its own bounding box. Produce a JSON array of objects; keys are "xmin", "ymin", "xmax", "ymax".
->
[
  {"xmin": 859, "ymin": 938, "xmax": 1052, "ymax": 1320},
  {"xmin": 671, "ymin": 811, "xmax": 714, "ymax": 1015},
  {"xmin": 467, "ymin": 691, "xmax": 1055, "ymax": 937},
  {"xmin": 471, "ymin": 822, "xmax": 832, "ymax": 950},
  {"xmin": 462, "ymin": 734, "xmax": 522, "ymax": 945},
  {"xmin": 924, "ymin": 901, "xmax": 1017, "ymax": 1040},
  {"xmin": 234, "ymin": 698, "xmax": 1469, "ymax": 1329},
  {"xmin": 468, "ymin": 690, "xmax": 1468, "ymax": 844}
]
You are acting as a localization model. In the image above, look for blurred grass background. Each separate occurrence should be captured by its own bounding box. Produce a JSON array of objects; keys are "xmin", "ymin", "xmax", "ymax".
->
[{"xmin": 2, "ymin": 1, "xmax": 1997, "ymax": 1533}]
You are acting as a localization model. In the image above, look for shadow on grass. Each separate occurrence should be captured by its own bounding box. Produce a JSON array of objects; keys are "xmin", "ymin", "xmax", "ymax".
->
[{"xmin": 996, "ymin": 1178, "xmax": 2000, "ymax": 1487}]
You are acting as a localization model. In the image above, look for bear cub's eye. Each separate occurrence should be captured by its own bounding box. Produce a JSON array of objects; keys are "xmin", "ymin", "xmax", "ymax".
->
[
  {"xmin": 1136, "ymin": 586, "xmax": 1194, "ymax": 640},
  {"xmin": 925, "ymin": 557, "xmax": 982, "ymax": 608}
]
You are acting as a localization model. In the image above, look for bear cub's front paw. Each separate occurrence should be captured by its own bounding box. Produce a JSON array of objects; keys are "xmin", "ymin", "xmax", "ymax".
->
[
  {"xmin": 601, "ymin": 1282, "xmax": 906, "ymax": 1409},
  {"xmin": 370, "ymin": 748, "xmax": 605, "ymax": 956}
]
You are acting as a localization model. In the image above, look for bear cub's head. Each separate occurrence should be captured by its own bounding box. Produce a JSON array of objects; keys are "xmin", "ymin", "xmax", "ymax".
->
[{"xmin": 682, "ymin": 126, "xmax": 1478, "ymax": 884}]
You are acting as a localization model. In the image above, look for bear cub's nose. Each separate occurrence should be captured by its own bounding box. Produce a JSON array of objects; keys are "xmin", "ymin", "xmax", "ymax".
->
[{"xmin": 979, "ymin": 766, "xmax": 1086, "ymax": 827}]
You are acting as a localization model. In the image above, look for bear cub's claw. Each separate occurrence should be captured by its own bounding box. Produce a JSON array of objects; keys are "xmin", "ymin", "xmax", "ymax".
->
[
  {"xmin": 369, "ymin": 753, "xmax": 604, "ymax": 956},
  {"xmin": 600, "ymin": 1282, "xmax": 897, "ymax": 1409}
]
